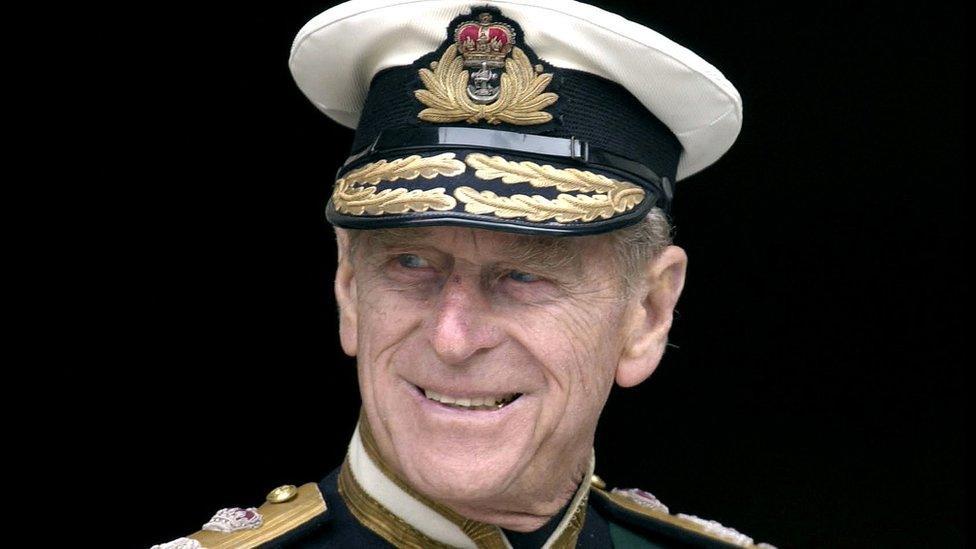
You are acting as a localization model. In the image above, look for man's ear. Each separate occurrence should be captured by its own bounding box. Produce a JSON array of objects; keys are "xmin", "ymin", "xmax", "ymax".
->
[
  {"xmin": 334, "ymin": 228, "xmax": 358, "ymax": 357},
  {"xmin": 615, "ymin": 245, "xmax": 688, "ymax": 387}
]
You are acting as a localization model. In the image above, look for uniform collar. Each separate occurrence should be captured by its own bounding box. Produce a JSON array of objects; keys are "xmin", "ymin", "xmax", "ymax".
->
[{"xmin": 338, "ymin": 413, "xmax": 593, "ymax": 548}]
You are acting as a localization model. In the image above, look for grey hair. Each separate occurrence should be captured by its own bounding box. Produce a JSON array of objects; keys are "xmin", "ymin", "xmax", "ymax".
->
[{"xmin": 605, "ymin": 207, "xmax": 674, "ymax": 294}]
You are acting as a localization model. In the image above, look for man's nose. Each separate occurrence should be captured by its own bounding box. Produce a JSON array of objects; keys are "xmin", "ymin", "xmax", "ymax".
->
[{"xmin": 428, "ymin": 275, "xmax": 503, "ymax": 365}]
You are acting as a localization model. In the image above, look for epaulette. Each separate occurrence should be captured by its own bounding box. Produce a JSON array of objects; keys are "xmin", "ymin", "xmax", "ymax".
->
[
  {"xmin": 588, "ymin": 475, "xmax": 778, "ymax": 549},
  {"xmin": 150, "ymin": 483, "xmax": 328, "ymax": 549}
]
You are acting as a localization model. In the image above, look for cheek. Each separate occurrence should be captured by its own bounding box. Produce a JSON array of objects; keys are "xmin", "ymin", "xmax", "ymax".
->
[
  {"xmin": 354, "ymin": 288, "xmax": 425, "ymax": 394},
  {"xmin": 517, "ymin": 301, "xmax": 625, "ymax": 404}
]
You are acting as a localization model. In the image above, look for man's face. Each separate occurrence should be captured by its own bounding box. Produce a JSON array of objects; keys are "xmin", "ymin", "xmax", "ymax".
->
[{"xmin": 335, "ymin": 225, "xmax": 681, "ymax": 525}]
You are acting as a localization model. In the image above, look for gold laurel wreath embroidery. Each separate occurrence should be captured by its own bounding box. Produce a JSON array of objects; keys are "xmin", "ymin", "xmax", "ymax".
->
[
  {"xmin": 453, "ymin": 187, "xmax": 644, "ymax": 222},
  {"xmin": 415, "ymin": 44, "xmax": 559, "ymax": 125},
  {"xmin": 455, "ymin": 153, "xmax": 646, "ymax": 222},
  {"xmin": 465, "ymin": 153, "xmax": 637, "ymax": 193},
  {"xmin": 332, "ymin": 153, "xmax": 464, "ymax": 215}
]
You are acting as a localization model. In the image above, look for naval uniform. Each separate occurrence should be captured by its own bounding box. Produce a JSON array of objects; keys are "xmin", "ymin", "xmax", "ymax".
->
[
  {"xmin": 152, "ymin": 416, "xmax": 775, "ymax": 548},
  {"xmin": 149, "ymin": 0, "xmax": 775, "ymax": 546}
]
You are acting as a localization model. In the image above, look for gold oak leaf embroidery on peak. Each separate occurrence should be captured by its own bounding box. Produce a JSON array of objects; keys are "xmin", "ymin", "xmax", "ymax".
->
[
  {"xmin": 415, "ymin": 44, "xmax": 559, "ymax": 125},
  {"xmin": 453, "ymin": 187, "xmax": 645, "ymax": 223},
  {"xmin": 454, "ymin": 153, "xmax": 646, "ymax": 222},
  {"xmin": 465, "ymin": 153, "xmax": 642, "ymax": 194},
  {"xmin": 332, "ymin": 153, "xmax": 464, "ymax": 215}
]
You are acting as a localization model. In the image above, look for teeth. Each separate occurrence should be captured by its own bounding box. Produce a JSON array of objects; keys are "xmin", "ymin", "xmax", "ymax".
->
[
  {"xmin": 424, "ymin": 389, "xmax": 520, "ymax": 409},
  {"xmin": 426, "ymin": 390, "xmax": 455, "ymax": 404}
]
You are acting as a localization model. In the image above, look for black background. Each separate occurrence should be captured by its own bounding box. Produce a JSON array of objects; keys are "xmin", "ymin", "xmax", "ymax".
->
[{"xmin": 98, "ymin": 2, "xmax": 964, "ymax": 547}]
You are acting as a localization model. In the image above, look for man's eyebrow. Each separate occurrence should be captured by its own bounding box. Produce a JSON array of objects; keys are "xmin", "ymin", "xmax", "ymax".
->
[
  {"xmin": 495, "ymin": 234, "xmax": 584, "ymax": 277},
  {"xmin": 356, "ymin": 228, "xmax": 433, "ymax": 255},
  {"xmin": 359, "ymin": 228, "xmax": 586, "ymax": 277}
]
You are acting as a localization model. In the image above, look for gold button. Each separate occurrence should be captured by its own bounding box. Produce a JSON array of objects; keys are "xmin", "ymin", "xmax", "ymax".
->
[
  {"xmin": 590, "ymin": 475, "xmax": 607, "ymax": 490},
  {"xmin": 266, "ymin": 484, "xmax": 299, "ymax": 504}
]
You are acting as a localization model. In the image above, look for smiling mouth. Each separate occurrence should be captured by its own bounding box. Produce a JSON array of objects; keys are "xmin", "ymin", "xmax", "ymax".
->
[{"xmin": 418, "ymin": 386, "xmax": 523, "ymax": 411}]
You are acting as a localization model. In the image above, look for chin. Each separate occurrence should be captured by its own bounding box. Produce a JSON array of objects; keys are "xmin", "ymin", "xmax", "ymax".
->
[
  {"xmin": 374, "ymin": 376, "xmax": 543, "ymax": 502},
  {"xmin": 398, "ymin": 435, "xmax": 528, "ymax": 501}
]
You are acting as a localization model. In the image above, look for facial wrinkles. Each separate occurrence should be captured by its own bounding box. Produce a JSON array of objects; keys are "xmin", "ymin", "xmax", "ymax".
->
[
  {"xmin": 549, "ymin": 302, "xmax": 624, "ymax": 488},
  {"xmin": 356, "ymin": 232, "xmax": 626, "ymax": 400},
  {"xmin": 496, "ymin": 265, "xmax": 621, "ymax": 454},
  {"xmin": 358, "ymin": 226, "xmax": 589, "ymax": 287},
  {"xmin": 349, "ymin": 226, "xmax": 632, "ymax": 526},
  {"xmin": 572, "ymin": 290, "xmax": 625, "ymax": 394},
  {"xmin": 463, "ymin": 236, "xmax": 617, "ymax": 385},
  {"xmin": 547, "ymin": 275, "xmax": 625, "ymax": 392},
  {"xmin": 422, "ymin": 252, "xmax": 567, "ymax": 396},
  {"xmin": 354, "ymin": 266, "xmax": 425, "ymax": 417},
  {"xmin": 358, "ymin": 246, "xmax": 536, "ymax": 393},
  {"xmin": 428, "ymin": 266, "xmax": 499, "ymax": 365}
]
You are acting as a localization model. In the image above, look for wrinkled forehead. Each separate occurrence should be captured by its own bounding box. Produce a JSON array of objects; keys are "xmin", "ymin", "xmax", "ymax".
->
[{"xmin": 347, "ymin": 226, "xmax": 604, "ymax": 273}]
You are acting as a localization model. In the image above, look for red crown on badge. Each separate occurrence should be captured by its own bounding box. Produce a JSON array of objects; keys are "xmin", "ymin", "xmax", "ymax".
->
[{"xmin": 453, "ymin": 12, "xmax": 516, "ymax": 67}]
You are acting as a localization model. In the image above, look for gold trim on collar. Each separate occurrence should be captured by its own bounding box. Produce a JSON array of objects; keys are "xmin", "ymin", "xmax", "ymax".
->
[
  {"xmin": 357, "ymin": 415, "xmax": 509, "ymax": 548},
  {"xmin": 547, "ymin": 481, "xmax": 589, "ymax": 549},
  {"xmin": 339, "ymin": 458, "xmax": 458, "ymax": 548},
  {"xmin": 187, "ymin": 483, "xmax": 327, "ymax": 549},
  {"xmin": 342, "ymin": 412, "xmax": 589, "ymax": 548}
]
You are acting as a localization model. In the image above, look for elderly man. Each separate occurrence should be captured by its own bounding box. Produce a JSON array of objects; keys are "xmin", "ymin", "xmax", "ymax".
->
[{"xmin": 153, "ymin": 0, "xmax": 775, "ymax": 547}]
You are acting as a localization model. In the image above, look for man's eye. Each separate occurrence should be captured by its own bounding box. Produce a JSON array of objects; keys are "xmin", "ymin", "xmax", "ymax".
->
[
  {"xmin": 507, "ymin": 270, "xmax": 540, "ymax": 283},
  {"xmin": 396, "ymin": 254, "xmax": 430, "ymax": 269}
]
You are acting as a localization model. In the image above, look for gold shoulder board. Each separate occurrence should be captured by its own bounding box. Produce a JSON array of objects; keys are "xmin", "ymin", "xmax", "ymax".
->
[
  {"xmin": 186, "ymin": 483, "xmax": 327, "ymax": 549},
  {"xmin": 590, "ymin": 475, "xmax": 777, "ymax": 549}
]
